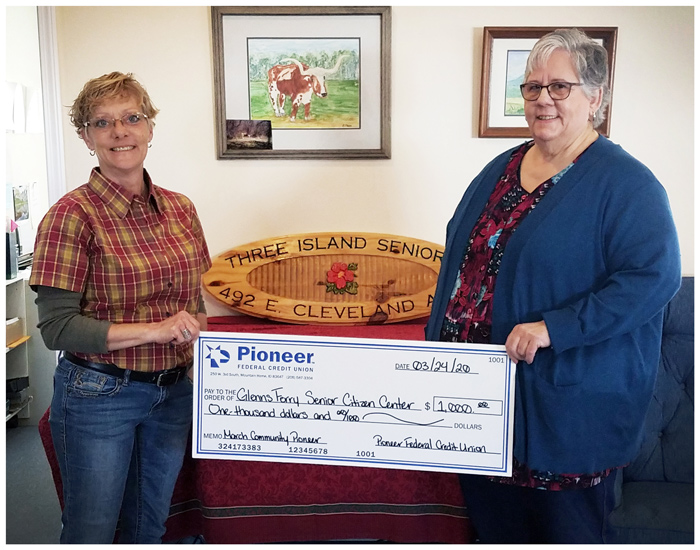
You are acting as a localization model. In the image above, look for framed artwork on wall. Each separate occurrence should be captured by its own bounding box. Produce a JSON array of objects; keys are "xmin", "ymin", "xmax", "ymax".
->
[
  {"xmin": 478, "ymin": 27, "xmax": 617, "ymax": 138},
  {"xmin": 211, "ymin": 6, "xmax": 392, "ymax": 159}
]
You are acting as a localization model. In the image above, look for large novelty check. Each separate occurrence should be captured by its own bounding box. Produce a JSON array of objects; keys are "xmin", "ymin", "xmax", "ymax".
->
[{"xmin": 193, "ymin": 332, "xmax": 516, "ymax": 476}]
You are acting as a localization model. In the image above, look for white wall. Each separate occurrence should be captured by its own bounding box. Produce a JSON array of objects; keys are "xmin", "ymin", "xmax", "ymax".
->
[
  {"xmin": 6, "ymin": 6, "xmax": 50, "ymax": 255},
  {"xmin": 53, "ymin": 6, "xmax": 694, "ymax": 316}
]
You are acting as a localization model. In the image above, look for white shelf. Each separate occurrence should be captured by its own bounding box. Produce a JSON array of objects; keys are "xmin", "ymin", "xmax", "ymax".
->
[
  {"xmin": 6, "ymin": 275, "xmax": 31, "ymax": 423},
  {"xmin": 5, "ymin": 275, "xmax": 24, "ymax": 286},
  {"xmin": 6, "ymin": 396, "xmax": 33, "ymax": 423}
]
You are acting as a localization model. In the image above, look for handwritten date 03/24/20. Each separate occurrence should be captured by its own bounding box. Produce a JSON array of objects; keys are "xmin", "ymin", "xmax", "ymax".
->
[{"xmin": 402, "ymin": 354, "xmax": 504, "ymax": 373}]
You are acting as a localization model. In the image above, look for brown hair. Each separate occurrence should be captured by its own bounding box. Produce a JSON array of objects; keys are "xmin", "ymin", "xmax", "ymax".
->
[{"xmin": 69, "ymin": 71, "xmax": 159, "ymax": 135}]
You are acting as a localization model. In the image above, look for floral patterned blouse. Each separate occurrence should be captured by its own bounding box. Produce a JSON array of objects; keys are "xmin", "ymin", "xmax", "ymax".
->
[{"xmin": 440, "ymin": 141, "xmax": 616, "ymax": 490}]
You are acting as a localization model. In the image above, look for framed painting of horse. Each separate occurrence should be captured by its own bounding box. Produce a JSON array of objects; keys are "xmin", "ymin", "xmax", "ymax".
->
[{"xmin": 212, "ymin": 6, "xmax": 392, "ymax": 159}]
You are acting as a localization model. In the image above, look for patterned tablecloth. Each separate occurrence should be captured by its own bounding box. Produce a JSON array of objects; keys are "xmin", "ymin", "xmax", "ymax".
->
[{"xmin": 40, "ymin": 315, "xmax": 474, "ymax": 544}]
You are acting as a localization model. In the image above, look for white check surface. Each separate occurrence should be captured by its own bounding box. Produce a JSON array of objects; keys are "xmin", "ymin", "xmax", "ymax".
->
[{"xmin": 193, "ymin": 331, "xmax": 515, "ymax": 475}]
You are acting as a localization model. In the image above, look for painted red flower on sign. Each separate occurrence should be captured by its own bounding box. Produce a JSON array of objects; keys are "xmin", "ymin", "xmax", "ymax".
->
[
  {"xmin": 326, "ymin": 262, "xmax": 358, "ymax": 295},
  {"xmin": 327, "ymin": 262, "xmax": 353, "ymax": 288}
]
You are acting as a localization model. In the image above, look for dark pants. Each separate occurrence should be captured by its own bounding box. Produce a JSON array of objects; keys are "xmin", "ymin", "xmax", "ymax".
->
[{"xmin": 459, "ymin": 470, "xmax": 618, "ymax": 544}]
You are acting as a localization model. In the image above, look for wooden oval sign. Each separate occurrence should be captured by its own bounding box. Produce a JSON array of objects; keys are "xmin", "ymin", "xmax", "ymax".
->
[{"xmin": 203, "ymin": 232, "xmax": 444, "ymax": 325}]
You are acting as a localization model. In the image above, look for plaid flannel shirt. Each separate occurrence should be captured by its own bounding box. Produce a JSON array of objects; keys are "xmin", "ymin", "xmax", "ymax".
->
[{"xmin": 30, "ymin": 168, "xmax": 212, "ymax": 372}]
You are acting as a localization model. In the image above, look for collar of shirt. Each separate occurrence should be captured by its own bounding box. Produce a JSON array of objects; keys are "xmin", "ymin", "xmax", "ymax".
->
[{"xmin": 88, "ymin": 168, "xmax": 163, "ymax": 218}]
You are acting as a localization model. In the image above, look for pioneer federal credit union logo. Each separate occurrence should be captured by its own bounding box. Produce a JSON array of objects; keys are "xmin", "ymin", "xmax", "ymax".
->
[{"xmin": 205, "ymin": 345, "xmax": 230, "ymax": 368}]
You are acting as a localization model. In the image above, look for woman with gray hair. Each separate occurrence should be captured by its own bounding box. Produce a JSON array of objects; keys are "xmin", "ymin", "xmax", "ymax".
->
[{"xmin": 425, "ymin": 28, "xmax": 680, "ymax": 543}]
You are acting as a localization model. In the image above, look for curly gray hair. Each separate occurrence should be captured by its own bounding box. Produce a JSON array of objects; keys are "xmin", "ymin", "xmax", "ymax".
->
[{"xmin": 525, "ymin": 28, "xmax": 610, "ymax": 129}]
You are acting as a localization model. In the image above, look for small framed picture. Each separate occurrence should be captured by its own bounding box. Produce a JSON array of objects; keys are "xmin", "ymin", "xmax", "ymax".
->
[
  {"xmin": 478, "ymin": 27, "xmax": 617, "ymax": 138},
  {"xmin": 226, "ymin": 120, "xmax": 272, "ymax": 150}
]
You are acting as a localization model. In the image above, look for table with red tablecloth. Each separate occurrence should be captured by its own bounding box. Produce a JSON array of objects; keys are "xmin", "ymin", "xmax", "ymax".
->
[{"xmin": 39, "ymin": 316, "xmax": 474, "ymax": 544}]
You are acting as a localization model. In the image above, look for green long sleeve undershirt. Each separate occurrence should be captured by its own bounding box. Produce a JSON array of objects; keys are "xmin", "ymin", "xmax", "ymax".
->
[{"xmin": 34, "ymin": 285, "xmax": 207, "ymax": 354}]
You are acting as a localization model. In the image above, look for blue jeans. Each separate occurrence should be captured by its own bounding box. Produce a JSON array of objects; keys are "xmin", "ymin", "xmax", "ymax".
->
[{"xmin": 49, "ymin": 355, "xmax": 193, "ymax": 544}]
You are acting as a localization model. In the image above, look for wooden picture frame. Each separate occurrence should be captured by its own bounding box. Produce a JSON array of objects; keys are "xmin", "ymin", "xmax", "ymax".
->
[
  {"xmin": 211, "ymin": 6, "xmax": 392, "ymax": 159},
  {"xmin": 478, "ymin": 27, "xmax": 617, "ymax": 138}
]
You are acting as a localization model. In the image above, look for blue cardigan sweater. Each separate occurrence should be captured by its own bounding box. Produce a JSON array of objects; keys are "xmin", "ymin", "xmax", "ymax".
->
[{"xmin": 425, "ymin": 136, "xmax": 681, "ymax": 474}]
